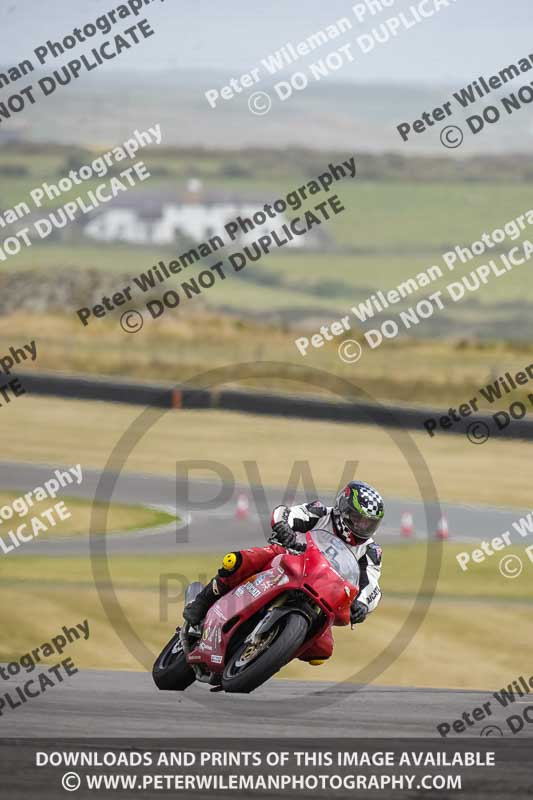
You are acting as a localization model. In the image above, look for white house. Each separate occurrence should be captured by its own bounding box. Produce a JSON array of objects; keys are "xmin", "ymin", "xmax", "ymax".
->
[{"xmin": 83, "ymin": 202, "xmax": 307, "ymax": 248}]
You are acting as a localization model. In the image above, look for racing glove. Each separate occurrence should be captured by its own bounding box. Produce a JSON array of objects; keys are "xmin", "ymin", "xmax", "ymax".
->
[
  {"xmin": 350, "ymin": 600, "xmax": 368, "ymax": 625},
  {"xmin": 270, "ymin": 520, "xmax": 299, "ymax": 549}
]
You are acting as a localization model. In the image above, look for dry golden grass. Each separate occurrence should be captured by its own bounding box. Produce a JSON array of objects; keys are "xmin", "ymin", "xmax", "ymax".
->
[
  {"xmin": 1, "ymin": 568, "xmax": 528, "ymax": 691},
  {"xmin": 2, "ymin": 393, "xmax": 532, "ymax": 508},
  {"xmin": 284, "ymin": 599, "xmax": 533, "ymax": 690},
  {"xmin": 4, "ymin": 311, "xmax": 533, "ymax": 406},
  {"xmin": 3, "ymin": 539, "xmax": 531, "ymax": 690}
]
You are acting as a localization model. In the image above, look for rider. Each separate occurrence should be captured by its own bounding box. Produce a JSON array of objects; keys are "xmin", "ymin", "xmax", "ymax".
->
[{"xmin": 183, "ymin": 480, "xmax": 384, "ymax": 640}]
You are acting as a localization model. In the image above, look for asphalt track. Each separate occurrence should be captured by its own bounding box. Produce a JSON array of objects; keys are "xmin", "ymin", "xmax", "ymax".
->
[
  {"xmin": 2, "ymin": 461, "xmax": 531, "ymax": 740},
  {"xmin": 0, "ymin": 461, "xmax": 528, "ymax": 556},
  {"xmin": 5, "ymin": 669, "xmax": 532, "ymax": 738}
]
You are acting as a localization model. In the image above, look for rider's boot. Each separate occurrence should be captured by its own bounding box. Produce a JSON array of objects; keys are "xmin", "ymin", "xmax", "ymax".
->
[{"xmin": 183, "ymin": 578, "xmax": 225, "ymax": 626}]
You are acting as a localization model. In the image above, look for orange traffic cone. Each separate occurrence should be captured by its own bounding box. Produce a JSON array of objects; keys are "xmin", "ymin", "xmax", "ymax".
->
[
  {"xmin": 400, "ymin": 511, "xmax": 414, "ymax": 538},
  {"xmin": 235, "ymin": 493, "xmax": 250, "ymax": 520},
  {"xmin": 436, "ymin": 514, "xmax": 449, "ymax": 540}
]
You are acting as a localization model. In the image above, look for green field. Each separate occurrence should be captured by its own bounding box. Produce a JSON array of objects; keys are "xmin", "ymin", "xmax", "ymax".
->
[
  {"xmin": 3, "ymin": 151, "xmax": 533, "ymax": 339},
  {"xmin": 2, "ymin": 146, "xmax": 533, "ymax": 403},
  {"xmin": 4, "ymin": 176, "xmax": 533, "ymax": 258}
]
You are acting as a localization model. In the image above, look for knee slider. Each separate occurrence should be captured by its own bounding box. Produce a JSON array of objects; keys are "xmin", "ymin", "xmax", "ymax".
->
[{"xmin": 219, "ymin": 551, "xmax": 242, "ymax": 577}]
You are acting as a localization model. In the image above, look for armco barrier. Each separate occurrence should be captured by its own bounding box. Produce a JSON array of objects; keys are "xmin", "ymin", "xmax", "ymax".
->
[
  {"xmin": 12, "ymin": 370, "xmax": 533, "ymax": 441},
  {"xmin": 19, "ymin": 371, "xmax": 174, "ymax": 408}
]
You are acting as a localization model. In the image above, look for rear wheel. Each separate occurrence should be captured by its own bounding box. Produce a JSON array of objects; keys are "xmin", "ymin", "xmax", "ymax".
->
[
  {"xmin": 152, "ymin": 631, "xmax": 195, "ymax": 691},
  {"xmin": 221, "ymin": 613, "xmax": 309, "ymax": 694}
]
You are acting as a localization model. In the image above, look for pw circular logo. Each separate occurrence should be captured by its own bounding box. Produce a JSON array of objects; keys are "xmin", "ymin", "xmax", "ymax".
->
[
  {"xmin": 120, "ymin": 310, "xmax": 144, "ymax": 334},
  {"xmin": 90, "ymin": 361, "xmax": 443, "ymax": 721}
]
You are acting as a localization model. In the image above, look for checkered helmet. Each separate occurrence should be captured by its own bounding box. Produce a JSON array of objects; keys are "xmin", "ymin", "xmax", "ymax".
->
[{"xmin": 333, "ymin": 481, "xmax": 384, "ymax": 545}]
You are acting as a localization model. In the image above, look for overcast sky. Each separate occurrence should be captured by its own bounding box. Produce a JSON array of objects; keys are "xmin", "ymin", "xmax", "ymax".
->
[{"xmin": 2, "ymin": 0, "xmax": 532, "ymax": 85}]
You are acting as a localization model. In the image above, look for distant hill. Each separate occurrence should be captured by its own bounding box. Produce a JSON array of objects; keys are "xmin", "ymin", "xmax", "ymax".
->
[{"xmin": 0, "ymin": 67, "xmax": 529, "ymax": 154}]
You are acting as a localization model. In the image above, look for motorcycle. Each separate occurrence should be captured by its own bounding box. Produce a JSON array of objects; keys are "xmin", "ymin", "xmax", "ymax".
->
[{"xmin": 152, "ymin": 529, "xmax": 360, "ymax": 694}]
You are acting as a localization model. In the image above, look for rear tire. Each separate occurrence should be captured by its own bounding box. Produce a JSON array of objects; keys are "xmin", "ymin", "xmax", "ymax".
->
[
  {"xmin": 152, "ymin": 631, "xmax": 195, "ymax": 691},
  {"xmin": 221, "ymin": 613, "xmax": 309, "ymax": 694}
]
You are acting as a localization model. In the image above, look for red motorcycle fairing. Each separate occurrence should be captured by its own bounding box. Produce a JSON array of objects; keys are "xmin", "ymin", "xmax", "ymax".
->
[{"xmin": 187, "ymin": 531, "xmax": 359, "ymax": 673}]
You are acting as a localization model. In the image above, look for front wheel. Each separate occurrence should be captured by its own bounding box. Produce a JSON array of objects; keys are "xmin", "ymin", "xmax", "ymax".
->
[
  {"xmin": 152, "ymin": 631, "xmax": 195, "ymax": 691},
  {"xmin": 222, "ymin": 613, "xmax": 309, "ymax": 694}
]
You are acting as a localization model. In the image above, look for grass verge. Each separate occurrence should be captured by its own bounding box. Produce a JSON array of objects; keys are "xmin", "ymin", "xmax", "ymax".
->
[
  {"xmin": 0, "ymin": 493, "xmax": 175, "ymax": 540},
  {"xmin": 1, "ymin": 545, "xmax": 531, "ymax": 690}
]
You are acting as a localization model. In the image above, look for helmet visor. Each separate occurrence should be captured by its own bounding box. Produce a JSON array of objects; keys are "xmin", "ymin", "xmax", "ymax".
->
[{"xmin": 341, "ymin": 507, "xmax": 380, "ymax": 539}]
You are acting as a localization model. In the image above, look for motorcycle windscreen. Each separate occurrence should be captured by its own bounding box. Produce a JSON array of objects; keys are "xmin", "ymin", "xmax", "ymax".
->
[{"xmin": 310, "ymin": 530, "xmax": 360, "ymax": 586}]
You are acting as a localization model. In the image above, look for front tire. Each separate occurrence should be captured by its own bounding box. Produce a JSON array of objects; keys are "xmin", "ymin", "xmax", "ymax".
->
[
  {"xmin": 222, "ymin": 613, "xmax": 309, "ymax": 694},
  {"xmin": 152, "ymin": 631, "xmax": 195, "ymax": 691}
]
